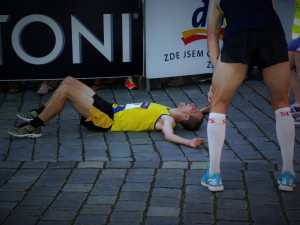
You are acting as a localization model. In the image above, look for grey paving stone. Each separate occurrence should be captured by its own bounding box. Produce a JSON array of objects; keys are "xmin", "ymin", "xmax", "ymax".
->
[
  {"xmin": 115, "ymin": 201, "xmax": 146, "ymax": 212},
  {"xmin": 36, "ymin": 178, "xmax": 66, "ymax": 186},
  {"xmin": 248, "ymin": 194, "xmax": 280, "ymax": 205},
  {"xmin": 216, "ymin": 189, "xmax": 246, "ymax": 199},
  {"xmin": 0, "ymin": 202, "xmax": 17, "ymax": 211},
  {"xmin": 0, "ymin": 182, "xmax": 32, "ymax": 191},
  {"xmin": 217, "ymin": 199, "xmax": 248, "ymax": 209},
  {"xmin": 183, "ymin": 213, "xmax": 214, "ymax": 224},
  {"xmin": 152, "ymin": 188, "xmax": 181, "ymax": 198},
  {"xmin": 133, "ymin": 161, "xmax": 160, "ymax": 168},
  {"xmin": 108, "ymin": 222, "xmax": 140, "ymax": 225},
  {"xmin": 91, "ymin": 185, "xmax": 120, "ymax": 196},
  {"xmin": 78, "ymin": 161, "xmax": 104, "ymax": 168},
  {"xmin": 119, "ymin": 191, "xmax": 149, "ymax": 201},
  {"xmin": 147, "ymin": 206, "xmax": 179, "ymax": 217},
  {"xmin": 126, "ymin": 175, "xmax": 153, "ymax": 183},
  {"xmin": 63, "ymin": 183, "xmax": 93, "ymax": 192},
  {"xmin": 21, "ymin": 196, "xmax": 54, "ymax": 206},
  {"xmin": 0, "ymin": 161, "xmax": 21, "ymax": 169},
  {"xmin": 2, "ymin": 215, "xmax": 39, "ymax": 225},
  {"xmin": 42, "ymin": 210, "xmax": 77, "ymax": 221},
  {"xmin": 184, "ymin": 203, "xmax": 213, "ymax": 214},
  {"xmin": 50, "ymin": 201, "xmax": 83, "ymax": 211},
  {"xmin": 145, "ymin": 216, "xmax": 180, "ymax": 225},
  {"xmin": 99, "ymin": 169, "xmax": 127, "ymax": 179},
  {"xmin": 67, "ymin": 175, "xmax": 97, "ymax": 184},
  {"xmin": 217, "ymin": 209, "xmax": 249, "ymax": 221},
  {"xmin": 56, "ymin": 192, "xmax": 87, "ymax": 202},
  {"xmin": 48, "ymin": 162, "xmax": 76, "ymax": 169},
  {"xmin": 29, "ymin": 186, "xmax": 61, "ymax": 196},
  {"xmin": 38, "ymin": 221, "xmax": 72, "ymax": 225},
  {"xmin": 150, "ymin": 196, "xmax": 180, "ymax": 207},
  {"xmin": 154, "ymin": 179, "xmax": 183, "ymax": 188},
  {"xmin": 87, "ymin": 196, "xmax": 117, "ymax": 205},
  {"xmin": 110, "ymin": 211, "xmax": 143, "ymax": 222},
  {"xmin": 122, "ymin": 183, "xmax": 151, "ymax": 192},
  {"xmin": 80, "ymin": 204, "xmax": 112, "ymax": 215},
  {"xmin": 41, "ymin": 169, "xmax": 71, "ymax": 178},
  {"xmin": 12, "ymin": 204, "xmax": 48, "ymax": 215},
  {"xmin": 106, "ymin": 161, "xmax": 132, "ymax": 168},
  {"xmin": 74, "ymin": 214, "xmax": 107, "ymax": 225},
  {"xmin": 0, "ymin": 191, "xmax": 25, "ymax": 201},
  {"xmin": 9, "ymin": 169, "xmax": 43, "ymax": 182}
]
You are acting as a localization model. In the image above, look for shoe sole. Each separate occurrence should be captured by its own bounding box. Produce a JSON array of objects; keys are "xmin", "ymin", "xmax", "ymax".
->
[
  {"xmin": 278, "ymin": 183, "xmax": 295, "ymax": 192},
  {"xmin": 17, "ymin": 114, "xmax": 34, "ymax": 122},
  {"xmin": 7, "ymin": 131, "xmax": 42, "ymax": 138},
  {"xmin": 201, "ymin": 180, "xmax": 224, "ymax": 192}
]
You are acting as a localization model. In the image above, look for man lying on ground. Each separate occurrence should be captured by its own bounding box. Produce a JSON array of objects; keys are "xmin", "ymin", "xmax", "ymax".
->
[{"xmin": 8, "ymin": 76, "xmax": 210, "ymax": 148}]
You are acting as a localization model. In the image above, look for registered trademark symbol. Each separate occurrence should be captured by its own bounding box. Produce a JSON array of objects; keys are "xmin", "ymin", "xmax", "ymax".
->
[{"xmin": 133, "ymin": 13, "xmax": 139, "ymax": 19}]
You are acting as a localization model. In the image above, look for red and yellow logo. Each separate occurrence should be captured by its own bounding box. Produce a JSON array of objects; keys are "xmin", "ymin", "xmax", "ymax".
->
[{"xmin": 181, "ymin": 28, "xmax": 225, "ymax": 45}]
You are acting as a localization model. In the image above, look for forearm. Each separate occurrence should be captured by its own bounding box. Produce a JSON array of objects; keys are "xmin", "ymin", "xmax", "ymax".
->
[{"xmin": 164, "ymin": 133, "xmax": 190, "ymax": 146}]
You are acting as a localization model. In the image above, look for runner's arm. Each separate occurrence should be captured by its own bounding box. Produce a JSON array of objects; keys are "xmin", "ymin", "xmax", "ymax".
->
[{"xmin": 160, "ymin": 116, "xmax": 204, "ymax": 148}]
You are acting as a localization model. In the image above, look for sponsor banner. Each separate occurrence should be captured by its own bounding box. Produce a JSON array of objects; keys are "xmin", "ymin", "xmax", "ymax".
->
[
  {"xmin": 145, "ymin": 0, "xmax": 223, "ymax": 79},
  {"xmin": 0, "ymin": 0, "xmax": 143, "ymax": 80}
]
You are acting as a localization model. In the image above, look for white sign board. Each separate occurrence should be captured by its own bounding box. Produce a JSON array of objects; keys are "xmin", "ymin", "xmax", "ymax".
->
[{"xmin": 145, "ymin": 0, "xmax": 216, "ymax": 79}]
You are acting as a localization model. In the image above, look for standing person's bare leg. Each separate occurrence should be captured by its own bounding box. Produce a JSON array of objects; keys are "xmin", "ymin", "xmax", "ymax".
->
[
  {"xmin": 263, "ymin": 62, "xmax": 295, "ymax": 191},
  {"xmin": 201, "ymin": 59, "xmax": 248, "ymax": 191}
]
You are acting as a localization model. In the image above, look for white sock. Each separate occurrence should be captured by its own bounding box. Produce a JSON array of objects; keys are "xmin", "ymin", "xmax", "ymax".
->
[
  {"xmin": 207, "ymin": 113, "xmax": 226, "ymax": 176},
  {"xmin": 275, "ymin": 107, "xmax": 295, "ymax": 174}
]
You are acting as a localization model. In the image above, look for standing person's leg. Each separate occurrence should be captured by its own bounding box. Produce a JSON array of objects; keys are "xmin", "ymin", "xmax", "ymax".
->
[
  {"xmin": 289, "ymin": 51, "xmax": 300, "ymax": 114},
  {"xmin": 262, "ymin": 62, "xmax": 296, "ymax": 191},
  {"xmin": 201, "ymin": 59, "xmax": 248, "ymax": 191}
]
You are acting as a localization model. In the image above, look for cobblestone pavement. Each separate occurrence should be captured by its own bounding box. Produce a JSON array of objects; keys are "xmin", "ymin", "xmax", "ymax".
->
[{"xmin": 0, "ymin": 77, "xmax": 299, "ymax": 225}]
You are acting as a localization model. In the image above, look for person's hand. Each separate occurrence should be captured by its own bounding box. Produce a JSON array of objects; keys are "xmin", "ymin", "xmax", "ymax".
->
[
  {"xmin": 208, "ymin": 86, "xmax": 213, "ymax": 103},
  {"xmin": 200, "ymin": 104, "xmax": 210, "ymax": 114},
  {"xmin": 187, "ymin": 138, "xmax": 205, "ymax": 148},
  {"xmin": 288, "ymin": 36, "xmax": 300, "ymax": 51}
]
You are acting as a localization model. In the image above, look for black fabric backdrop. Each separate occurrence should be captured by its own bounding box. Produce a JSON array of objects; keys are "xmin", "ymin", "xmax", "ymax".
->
[{"xmin": 0, "ymin": 0, "xmax": 143, "ymax": 80}]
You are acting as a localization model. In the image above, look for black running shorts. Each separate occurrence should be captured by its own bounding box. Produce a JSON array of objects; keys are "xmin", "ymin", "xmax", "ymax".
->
[
  {"xmin": 80, "ymin": 94, "xmax": 114, "ymax": 131},
  {"xmin": 221, "ymin": 31, "xmax": 289, "ymax": 69}
]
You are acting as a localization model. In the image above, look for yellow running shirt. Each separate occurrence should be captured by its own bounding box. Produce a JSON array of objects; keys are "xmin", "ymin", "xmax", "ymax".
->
[
  {"xmin": 293, "ymin": 0, "xmax": 300, "ymax": 39},
  {"xmin": 110, "ymin": 102, "xmax": 175, "ymax": 131}
]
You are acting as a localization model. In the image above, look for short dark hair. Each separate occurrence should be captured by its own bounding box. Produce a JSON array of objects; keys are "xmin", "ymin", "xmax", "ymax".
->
[{"xmin": 180, "ymin": 115, "xmax": 204, "ymax": 130}]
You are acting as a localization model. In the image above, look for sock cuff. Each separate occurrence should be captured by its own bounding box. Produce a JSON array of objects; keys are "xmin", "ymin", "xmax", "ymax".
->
[
  {"xmin": 208, "ymin": 113, "xmax": 226, "ymax": 125},
  {"xmin": 275, "ymin": 107, "xmax": 291, "ymax": 117}
]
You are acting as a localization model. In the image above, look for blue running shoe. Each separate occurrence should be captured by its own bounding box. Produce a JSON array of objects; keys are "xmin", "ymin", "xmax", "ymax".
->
[
  {"xmin": 278, "ymin": 172, "xmax": 296, "ymax": 192},
  {"xmin": 201, "ymin": 169, "xmax": 224, "ymax": 192}
]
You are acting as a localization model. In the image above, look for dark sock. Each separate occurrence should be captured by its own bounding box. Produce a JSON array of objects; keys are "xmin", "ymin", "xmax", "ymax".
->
[
  {"xmin": 30, "ymin": 116, "xmax": 45, "ymax": 128},
  {"xmin": 36, "ymin": 105, "xmax": 45, "ymax": 114}
]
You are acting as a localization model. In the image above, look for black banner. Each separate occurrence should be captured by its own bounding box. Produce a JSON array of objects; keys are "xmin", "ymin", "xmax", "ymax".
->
[{"xmin": 0, "ymin": 0, "xmax": 143, "ymax": 80}]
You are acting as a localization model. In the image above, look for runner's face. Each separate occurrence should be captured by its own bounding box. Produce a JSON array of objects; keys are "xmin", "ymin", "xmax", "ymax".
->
[{"xmin": 178, "ymin": 102, "xmax": 203, "ymax": 121}]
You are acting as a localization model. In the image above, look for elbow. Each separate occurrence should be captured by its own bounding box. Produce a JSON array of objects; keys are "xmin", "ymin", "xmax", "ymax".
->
[{"xmin": 163, "ymin": 134, "xmax": 172, "ymax": 142}]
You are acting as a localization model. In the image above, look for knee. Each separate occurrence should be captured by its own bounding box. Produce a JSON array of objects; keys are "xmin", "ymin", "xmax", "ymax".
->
[
  {"xmin": 210, "ymin": 98, "xmax": 230, "ymax": 114},
  {"xmin": 57, "ymin": 82, "xmax": 72, "ymax": 98},
  {"xmin": 62, "ymin": 76, "xmax": 75, "ymax": 86}
]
